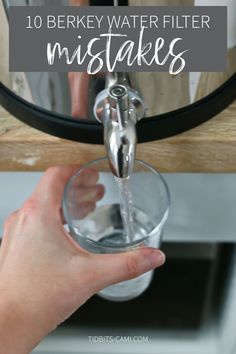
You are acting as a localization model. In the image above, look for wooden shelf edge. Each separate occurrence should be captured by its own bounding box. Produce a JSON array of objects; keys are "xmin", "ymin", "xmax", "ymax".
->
[{"xmin": 0, "ymin": 100, "xmax": 236, "ymax": 172}]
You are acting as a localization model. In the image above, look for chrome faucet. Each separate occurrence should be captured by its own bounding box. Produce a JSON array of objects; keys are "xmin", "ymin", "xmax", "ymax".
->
[{"xmin": 94, "ymin": 74, "xmax": 145, "ymax": 178}]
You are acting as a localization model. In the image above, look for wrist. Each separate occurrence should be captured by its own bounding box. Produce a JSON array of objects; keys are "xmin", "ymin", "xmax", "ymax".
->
[{"xmin": 0, "ymin": 285, "xmax": 54, "ymax": 354}]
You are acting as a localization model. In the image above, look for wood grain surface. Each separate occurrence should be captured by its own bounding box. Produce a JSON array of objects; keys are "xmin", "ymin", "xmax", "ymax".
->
[{"xmin": 0, "ymin": 100, "xmax": 236, "ymax": 172}]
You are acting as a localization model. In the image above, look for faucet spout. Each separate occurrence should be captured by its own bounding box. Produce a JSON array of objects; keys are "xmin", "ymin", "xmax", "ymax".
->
[
  {"xmin": 104, "ymin": 85, "xmax": 136, "ymax": 178},
  {"xmin": 94, "ymin": 79, "xmax": 145, "ymax": 178}
]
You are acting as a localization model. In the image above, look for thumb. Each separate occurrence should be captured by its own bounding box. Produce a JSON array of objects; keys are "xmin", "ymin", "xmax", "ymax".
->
[{"xmin": 90, "ymin": 248, "xmax": 166, "ymax": 292}]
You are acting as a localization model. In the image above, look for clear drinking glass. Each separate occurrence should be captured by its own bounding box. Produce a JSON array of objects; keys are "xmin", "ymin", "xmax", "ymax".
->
[{"xmin": 62, "ymin": 158, "xmax": 170, "ymax": 302}]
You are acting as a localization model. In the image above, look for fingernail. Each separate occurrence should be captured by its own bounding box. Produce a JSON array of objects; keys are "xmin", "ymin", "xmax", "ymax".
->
[{"xmin": 150, "ymin": 250, "xmax": 166, "ymax": 268}]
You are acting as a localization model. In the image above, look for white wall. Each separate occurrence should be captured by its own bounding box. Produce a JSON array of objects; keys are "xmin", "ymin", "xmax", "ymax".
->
[{"xmin": 195, "ymin": 0, "xmax": 236, "ymax": 48}]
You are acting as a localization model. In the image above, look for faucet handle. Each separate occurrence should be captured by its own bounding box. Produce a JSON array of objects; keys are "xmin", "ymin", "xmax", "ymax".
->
[
  {"xmin": 94, "ymin": 84, "xmax": 145, "ymax": 124},
  {"xmin": 109, "ymin": 85, "xmax": 129, "ymax": 129}
]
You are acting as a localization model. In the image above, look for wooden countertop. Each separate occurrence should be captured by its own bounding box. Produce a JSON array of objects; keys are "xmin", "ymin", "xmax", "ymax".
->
[{"xmin": 0, "ymin": 101, "xmax": 236, "ymax": 172}]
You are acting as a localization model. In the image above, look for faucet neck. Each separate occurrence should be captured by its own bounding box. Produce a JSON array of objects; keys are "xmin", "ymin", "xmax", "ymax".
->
[{"xmin": 94, "ymin": 80, "xmax": 145, "ymax": 178}]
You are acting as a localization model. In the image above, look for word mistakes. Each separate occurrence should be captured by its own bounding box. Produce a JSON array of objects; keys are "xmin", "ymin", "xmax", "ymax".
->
[{"xmin": 47, "ymin": 28, "xmax": 189, "ymax": 75}]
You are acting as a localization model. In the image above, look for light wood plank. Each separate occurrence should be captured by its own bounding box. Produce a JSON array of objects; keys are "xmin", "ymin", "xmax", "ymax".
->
[{"xmin": 0, "ymin": 100, "xmax": 236, "ymax": 172}]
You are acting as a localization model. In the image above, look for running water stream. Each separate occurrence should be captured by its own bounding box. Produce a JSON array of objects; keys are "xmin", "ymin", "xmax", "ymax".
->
[{"xmin": 116, "ymin": 177, "xmax": 135, "ymax": 243}]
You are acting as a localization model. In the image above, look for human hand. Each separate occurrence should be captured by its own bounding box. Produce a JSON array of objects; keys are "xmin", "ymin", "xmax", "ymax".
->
[{"xmin": 0, "ymin": 166, "xmax": 165, "ymax": 354}]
